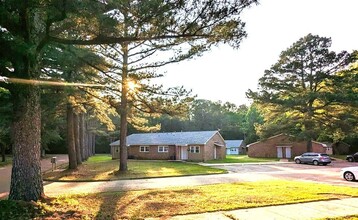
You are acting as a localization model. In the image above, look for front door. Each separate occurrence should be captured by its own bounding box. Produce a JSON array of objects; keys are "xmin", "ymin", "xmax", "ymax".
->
[
  {"xmin": 181, "ymin": 146, "xmax": 188, "ymax": 160},
  {"xmin": 285, "ymin": 147, "xmax": 292, "ymax": 158},
  {"xmin": 277, "ymin": 147, "xmax": 283, "ymax": 158}
]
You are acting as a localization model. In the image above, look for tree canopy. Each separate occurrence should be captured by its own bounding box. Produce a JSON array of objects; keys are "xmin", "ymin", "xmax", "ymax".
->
[
  {"xmin": 247, "ymin": 34, "xmax": 357, "ymax": 150},
  {"xmin": 0, "ymin": 0, "xmax": 258, "ymax": 201}
]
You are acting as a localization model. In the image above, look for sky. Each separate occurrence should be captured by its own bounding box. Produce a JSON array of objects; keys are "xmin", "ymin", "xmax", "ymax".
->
[{"xmin": 156, "ymin": 0, "xmax": 358, "ymax": 106}]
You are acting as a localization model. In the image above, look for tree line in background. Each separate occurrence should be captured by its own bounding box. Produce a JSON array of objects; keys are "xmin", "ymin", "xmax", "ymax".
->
[
  {"xmin": 0, "ymin": 0, "xmax": 259, "ymax": 201},
  {"xmin": 0, "ymin": 0, "xmax": 357, "ymax": 203}
]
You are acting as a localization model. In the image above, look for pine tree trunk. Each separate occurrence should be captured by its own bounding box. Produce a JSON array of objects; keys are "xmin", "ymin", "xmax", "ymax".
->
[
  {"xmin": 86, "ymin": 132, "xmax": 90, "ymax": 157},
  {"xmin": 8, "ymin": 4, "xmax": 48, "ymax": 202},
  {"xmin": 89, "ymin": 132, "xmax": 93, "ymax": 156},
  {"xmin": 85, "ymin": 137, "xmax": 89, "ymax": 159},
  {"xmin": 9, "ymin": 87, "xmax": 44, "ymax": 201},
  {"xmin": 67, "ymin": 104, "xmax": 77, "ymax": 169},
  {"xmin": 83, "ymin": 133, "xmax": 87, "ymax": 160},
  {"xmin": 84, "ymin": 125, "xmax": 89, "ymax": 160},
  {"xmin": 79, "ymin": 114, "xmax": 85, "ymax": 161},
  {"xmin": 307, "ymin": 139, "xmax": 313, "ymax": 152},
  {"xmin": 119, "ymin": 42, "xmax": 129, "ymax": 172},
  {"xmin": 74, "ymin": 113, "xmax": 82, "ymax": 165},
  {"xmin": 88, "ymin": 133, "xmax": 93, "ymax": 156},
  {"xmin": 92, "ymin": 134, "xmax": 96, "ymax": 155}
]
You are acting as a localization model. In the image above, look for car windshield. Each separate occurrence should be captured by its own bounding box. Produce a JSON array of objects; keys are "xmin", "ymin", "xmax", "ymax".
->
[{"xmin": 320, "ymin": 154, "xmax": 329, "ymax": 156}]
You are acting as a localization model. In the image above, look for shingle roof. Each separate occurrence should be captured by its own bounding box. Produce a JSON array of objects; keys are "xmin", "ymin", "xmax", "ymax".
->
[
  {"xmin": 110, "ymin": 131, "xmax": 220, "ymax": 146},
  {"xmin": 246, "ymin": 133, "xmax": 326, "ymax": 147},
  {"xmin": 225, "ymin": 140, "xmax": 243, "ymax": 148}
]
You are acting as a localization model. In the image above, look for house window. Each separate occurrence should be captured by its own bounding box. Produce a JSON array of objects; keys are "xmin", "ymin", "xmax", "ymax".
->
[
  {"xmin": 140, "ymin": 146, "xmax": 149, "ymax": 152},
  {"xmin": 230, "ymin": 148, "xmax": 237, "ymax": 152},
  {"xmin": 158, "ymin": 146, "xmax": 169, "ymax": 153},
  {"xmin": 190, "ymin": 146, "xmax": 200, "ymax": 153}
]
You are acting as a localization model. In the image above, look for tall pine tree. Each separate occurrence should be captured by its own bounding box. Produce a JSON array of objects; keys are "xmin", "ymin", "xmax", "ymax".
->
[
  {"xmin": 1, "ymin": 0, "xmax": 257, "ymax": 201},
  {"xmin": 247, "ymin": 34, "xmax": 355, "ymax": 151}
]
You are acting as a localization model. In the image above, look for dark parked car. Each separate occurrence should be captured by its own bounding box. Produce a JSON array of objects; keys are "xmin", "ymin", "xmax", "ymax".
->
[
  {"xmin": 294, "ymin": 152, "xmax": 331, "ymax": 165},
  {"xmin": 346, "ymin": 152, "xmax": 358, "ymax": 162}
]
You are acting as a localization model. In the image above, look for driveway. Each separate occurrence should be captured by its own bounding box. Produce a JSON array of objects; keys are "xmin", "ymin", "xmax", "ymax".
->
[
  {"xmin": 0, "ymin": 154, "xmax": 68, "ymax": 198},
  {"xmin": 44, "ymin": 160, "xmax": 358, "ymax": 197},
  {"xmin": 207, "ymin": 160, "xmax": 358, "ymax": 187}
]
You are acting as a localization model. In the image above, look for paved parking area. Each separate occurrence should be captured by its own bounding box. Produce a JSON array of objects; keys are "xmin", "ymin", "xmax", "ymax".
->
[{"xmin": 208, "ymin": 160, "xmax": 358, "ymax": 187}]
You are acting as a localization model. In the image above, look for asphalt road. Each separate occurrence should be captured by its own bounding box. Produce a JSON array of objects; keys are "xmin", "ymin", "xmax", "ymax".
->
[
  {"xmin": 43, "ymin": 160, "xmax": 358, "ymax": 197},
  {"xmin": 207, "ymin": 160, "xmax": 358, "ymax": 188},
  {"xmin": 1, "ymin": 157, "xmax": 357, "ymax": 198}
]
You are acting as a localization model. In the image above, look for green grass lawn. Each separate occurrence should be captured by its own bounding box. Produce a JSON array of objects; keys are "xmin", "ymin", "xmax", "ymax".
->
[
  {"xmin": 0, "ymin": 155, "xmax": 13, "ymax": 167},
  {"xmin": 331, "ymin": 155, "xmax": 348, "ymax": 160},
  {"xmin": 206, "ymin": 155, "xmax": 280, "ymax": 163},
  {"xmin": 2, "ymin": 180, "xmax": 358, "ymax": 219},
  {"xmin": 43, "ymin": 154, "xmax": 226, "ymax": 181}
]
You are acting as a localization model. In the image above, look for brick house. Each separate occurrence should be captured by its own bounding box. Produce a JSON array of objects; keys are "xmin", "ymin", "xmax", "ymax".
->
[
  {"xmin": 247, "ymin": 134, "xmax": 328, "ymax": 159},
  {"xmin": 225, "ymin": 140, "xmax": 246, "ymax": 155},
  {"xmin": 110, "ymin": 130, "xmax": 226, "ymax": 162}
]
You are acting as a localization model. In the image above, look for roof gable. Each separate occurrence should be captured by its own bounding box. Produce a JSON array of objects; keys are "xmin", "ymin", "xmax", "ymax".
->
[
  {"xmin": 110, "ymin": 130, "xmax": 221, "ymax": 146},
  {"xmin": 247, "ymin": 133, "xmax": 326, "ymax": 147},
  {"xmin": 247, "ymin": 133, "xmax": 288, "ymax": 147},
  {"xmin": 225, "ymin": 140, "xmax": 243, "ymax": 148}
]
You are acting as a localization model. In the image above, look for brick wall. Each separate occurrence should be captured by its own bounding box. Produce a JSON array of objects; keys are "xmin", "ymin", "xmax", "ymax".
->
[
  {"xmin": 111, "ymin": 131, "xmax": 226, "ymax": 161},
  {"xmin": 203, "ymin": 132, "xmax": 226, "ymax": 161},
  {"xmin": 187, "ymin": 145, "xmax": 204, "ymax": 161},
  {"xmin": 248, "ymin": 134, "xmax": 325, "ymax": 158},
  {"xmin": 128, "ymin": 145, "xmax": 176, "ymax": 160}
]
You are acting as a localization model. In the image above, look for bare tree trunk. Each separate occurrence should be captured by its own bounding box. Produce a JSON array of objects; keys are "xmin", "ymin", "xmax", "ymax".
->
[
  {"xmin": 307, "ymin": 139, "xmax": 313, "ymax": 152},
  {"xmin": 79, "ymin": 113, "xmax": 85, "ymax": 161},
  {"xmin": 67, "ymin": 104, "xmax": 77, "ymax": 169},
  {"xmin": 87, "ymin": 132, "xmax": 91, "ymax": 157},
  {"xmin": 89, "ymin": 132, "xmax": 92, "ymax": 157},
  {"xmin": 306, "ymin": 103, "xmax": 314, "ymax": 152},
  {"xmin": 90, "ymin": 133, "xmax": 94, "ymax": 156},
  {"xmin": 74, "ymin": 113, "xmax": 82, "ymax": 165},
  {"xmin": 84, "ymin": 121, "xmax": 89, "ymax": 160},
  {"xmin": 119, "ymin": 42, "xmax": 129, "ymax": 172},
  {"xmin": 92, "ymin": 134, "xmax": 96, "ymax": 155},
  {"xmin": 9, "ymin": 87, "xmax": 44, "ymax": 201}
]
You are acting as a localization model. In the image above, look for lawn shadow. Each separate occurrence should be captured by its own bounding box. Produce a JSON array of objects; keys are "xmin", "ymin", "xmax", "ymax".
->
[
  {"xmin": 94, "ymin": 192, "xmax": 123, "ymax": 220},
  {"xmin": 94, "ymin": 189, "xmax": 198, "ymax": 219}
]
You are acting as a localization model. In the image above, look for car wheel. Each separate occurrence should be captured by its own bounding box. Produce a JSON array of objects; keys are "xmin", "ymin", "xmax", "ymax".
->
[
  {"xmin": 343, "ymin": 171, "xmax": 356, "ymax": 181},
  {"xmin": 295, "ymin": 159, "xmax": 301, "ymax": 164},
  {"xmin": 313, "ymin": 160, "xmax": 319, "ymax": 166},
  {"xmin": 348, "ymin": 158, "xmax": 353, "ymax": 162}
]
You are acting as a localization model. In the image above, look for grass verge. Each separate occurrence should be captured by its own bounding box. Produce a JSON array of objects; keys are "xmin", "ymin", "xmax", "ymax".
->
[
  {"xmin": 2, "ymin": 180, "xmax": 358, "ymax": 219},
  {"xmin": 206, "ymin": 155, "xmax": 280, "ymax": 163},
  {"xmin": 331, "ymin": 155, "xmax": 348, "ymax": 160},
  {"xmin": 43, "ymin": 155, "xmax": 226, "ymax": 181}
]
